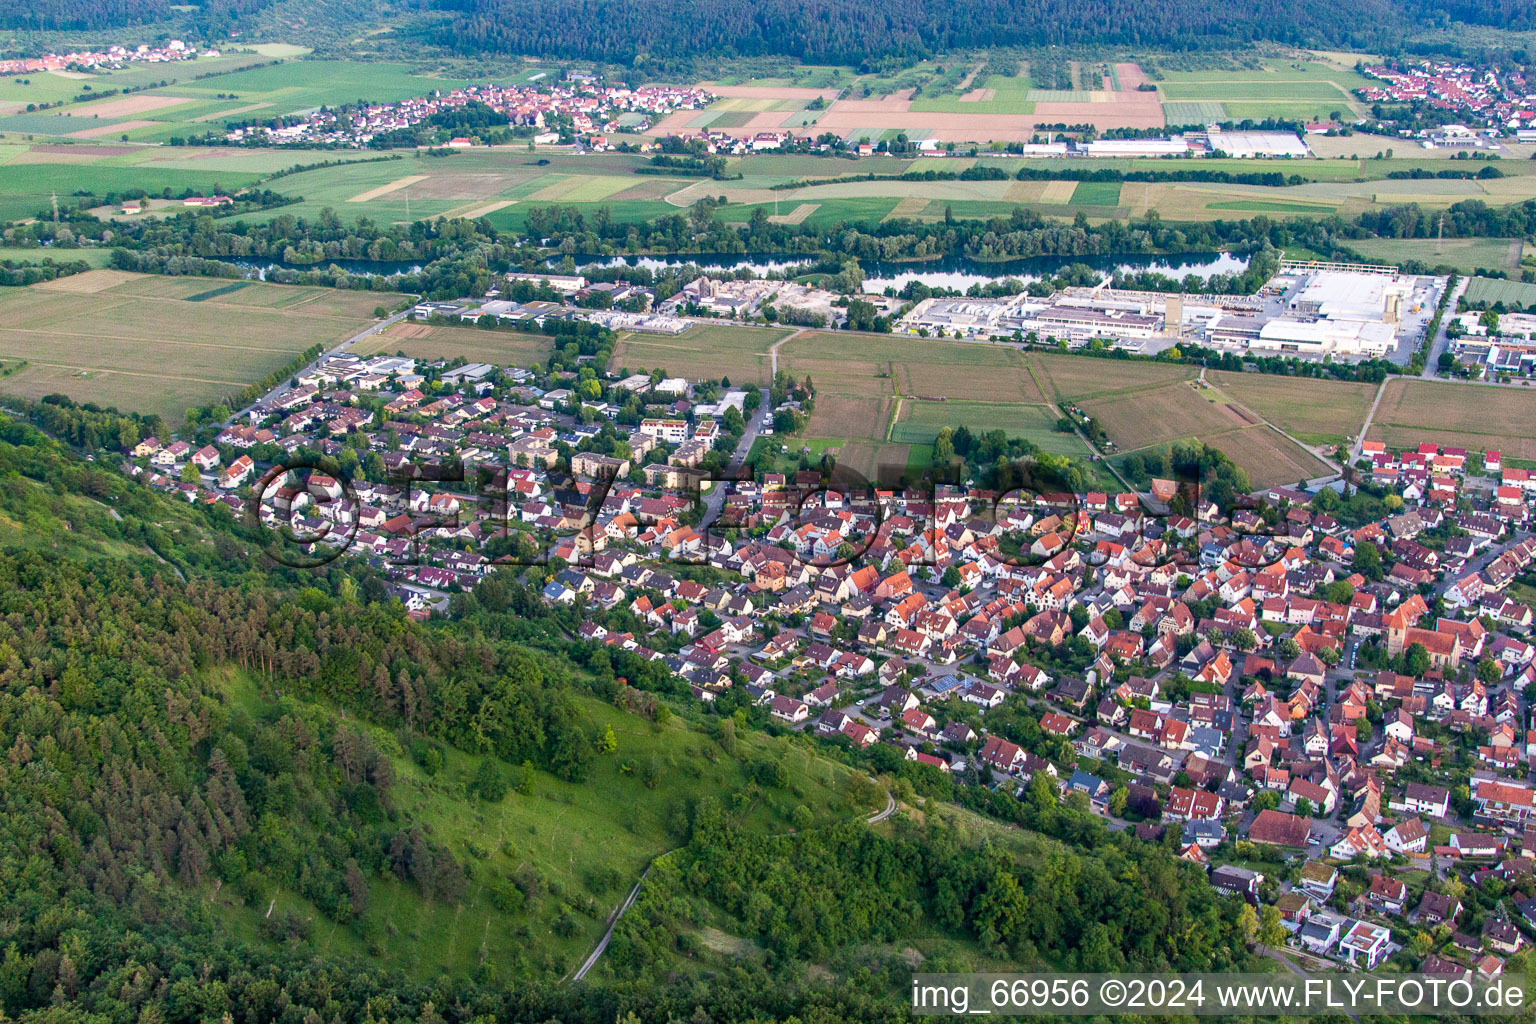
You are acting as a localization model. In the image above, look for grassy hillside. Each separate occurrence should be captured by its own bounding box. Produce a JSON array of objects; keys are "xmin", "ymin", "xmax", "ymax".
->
[{"xmin": 210, "ymin": 669, "xmax": 877, "ymax": 981}]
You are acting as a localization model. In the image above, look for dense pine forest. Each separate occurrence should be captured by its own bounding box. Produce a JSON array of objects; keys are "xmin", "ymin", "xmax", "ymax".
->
[{"xmin": 4, "ymin": 0, "xmax": 1534, "ymax": 59}]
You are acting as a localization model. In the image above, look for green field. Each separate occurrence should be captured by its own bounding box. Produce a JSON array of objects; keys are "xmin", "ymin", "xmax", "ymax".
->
[
  {"xmin": 888, "ymin": 398, "xmax": 1091, "ymax": 455},
  {"xmin": 610, "ymin": 323, "xmax": 794, "ymax": 384},
  {"xmin": 355, "ymin": 322, "xmax": 554, "ymax": 367},
  {"xmin": 1162, "ymin": 101, "xmax": 1226, "ymax": 123},
  {"xmin": 0, "ymin": 270, "xmax": 406, "ymax": 422},
  {"xmin": 1070, "ymin": 180, "xmax": 1123, "ymax": 206},
  {"xmin": 1465, "ymin": 275, "xmax": 1536, "ymax": 308},
  {"xmin": 1207, "ymin": 199, "xmax": 1338, "ymax": 213},
  {"xmin": 1347, "ymin": 237, "xmax": 1522, "ymax": 273}
]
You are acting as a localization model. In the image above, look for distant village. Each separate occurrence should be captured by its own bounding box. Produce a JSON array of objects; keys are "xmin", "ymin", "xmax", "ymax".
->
[
  {"xmin": 111, "ymin": 258, "xmax": 1536, "ymax": 980},
  {"xmin": 1360, "ymin": 60, "xmax": 1536, "ymax": 140},
  {"xmin": 0, "ymin": 40, "xmax": 217, "ymax": 77},
  {"xmin": 225, "ymin": 75, "xmax": 713, "ymax": 148}
]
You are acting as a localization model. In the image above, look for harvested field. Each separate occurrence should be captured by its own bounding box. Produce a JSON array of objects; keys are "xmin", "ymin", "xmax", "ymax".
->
[
  {"xmin": 1078, "ymin": 381, "xmax": 1237, "ymax": 450},
  {"xmin": 769, "ymin": 203, "xmax": 818, "ymax": 224},
  {"xmin": 806, "ymin": 395, "xmax": 894, "ymax": 442},
  {"xmin": 1207, "ymin": 370, "xmax": 1376, "ymax": 446},
  {"xmin": 56, "ymin": 94, "xmax": 194, "ymax": 118},
  {"xmin": 960, "ymin": 89, "xmax": 996, "ymax": 102},
  {"xmin": 1366, "ymin": 379, "xmax": 1536, "ymax": 461},
  {"xmin": 781, "ymin": 332, "xmax": 1046, "ymax": 404},
  {"xmin": 1031, "ymin": 98, "xmax": 1165, "ymax": 130},
  {"xmin": 1115, "ymin": 63, "xmax": 1151, "ymax": 90},
  {"xmin": 0, "ymin": 275, "xmax": 406, "ymax": 422},
  {"xmin": 608, "ymin": 323, "xmax": 793, "ymax": 384},
  {"xmin": 347, "ymin": 175, "xmax": 428, "ymax": 203},
  {"xmin": 66, "ymin": 120, "xmax": 155, "ymax": 138},
  {"xmin": 33, "ymin": 268, "xmax": 142, "ymax": 293},
  {"xmin": 352, "ymin": 323, "xmax": 552, "ymax": 366},
  {"xmin": 1028, "ymin": 352, "xmax": 1193, "ymax": 401},
  {"xmin": 438, "ymin": 199, "xmax": 515, "ymax": 220},
  {"xmin": 189, "ymin": 101, "xmax": 273, "ymax": 121},
  {"xmin": 809, "ymin": 111, "xmax": 1043, "ymax": 143},
  {"xmin": 1198, "ymin": 425, "xmax": 1334, "ymax": 488},
  {"xmin": 1039, "ymin": 180, "xmax": 1079, "ymax": 203},
  {"xmin": 885, "ymin": 197, "xmax": 929, "ymax": 220}
]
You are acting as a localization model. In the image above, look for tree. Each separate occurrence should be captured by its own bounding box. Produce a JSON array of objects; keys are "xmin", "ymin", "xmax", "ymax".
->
[
  {"xmin": 1258, "ymin": 905, "xmax": 1286, "ymax": 951},
  {"xmin": 1296, "ymin": 797, "xmax": 1314, "ymax": 818},
  {"xmin": 597, "ymin": 724, "xmax": 618, "ymax": 754},
  {"xmin": 1109, "ymin": 786, "xmax": 1128, "ymax": 817},
  {"xmin": 1253, "ymin": 790, "xmax": 1279, "ymax": 812},
  {"xmin": 1234, "ymin": 627, "xmax": 1258, "ymax": 652},
  {"xmin": 1477, "ymin": 657, "xmax": 1501, "ymax": 684},
  {"xmin": 1353, "ymin": 542, "xmax": 1382, "ymax": 581},
  {"xmin": 473, "ymin": 758, "xmax": 507, "ymax": 802},
  {"xmin": 1277, "ymin": 637, "xmax": 1301, "ymax": 662},
  {"xmin": 1405, "ymin": 642, "xmax": 1430, "ymax": 678},
  {"xmin": 933, "ymin": 427, "xmax": 955, "ymax": 466},
  {"xmin": 941, "ymin": 565, "xmax": 962, "ymax": 588},
  {"xmin": 1236, "ymin": 903, "xmax": 1259, "ymax": 946},
  {"xmin": 1481, "ymin": 308, "xmax": 1501, "ymax": 335}
]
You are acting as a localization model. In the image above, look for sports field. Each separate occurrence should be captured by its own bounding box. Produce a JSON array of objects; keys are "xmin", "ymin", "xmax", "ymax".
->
[
  {"xmin": 609, "ymin": 323, "xmax": 794, "ymax": 384},
  {"xmin": 1366, "ymin": 379, "xmax": 1536, "ymax": 460},
  {"xmin": 0, "ymin": 270, "xmax": 405, "ymax": 422}
]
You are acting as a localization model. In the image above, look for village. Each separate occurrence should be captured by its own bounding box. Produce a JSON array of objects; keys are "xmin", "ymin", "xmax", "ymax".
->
[
  {"xmin": 112, "ymin": 260, "xmax": 1536, "ymax": 982},
  {"xmin": 224, "ymin": 76, "xmax": 714, "ymax": 147},
  {"xmin": 1359, "ymin": 59, "xmax": 1536, "ymax": 140},
  {"xmin": 0, "ymin": 39, "xmax": 217, "ymax": 77}
]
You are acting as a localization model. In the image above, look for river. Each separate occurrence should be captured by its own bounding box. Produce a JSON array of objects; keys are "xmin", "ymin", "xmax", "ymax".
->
[{"xmin": 232, "ymin": 250, "xmax": 1249, "ymax": 290}]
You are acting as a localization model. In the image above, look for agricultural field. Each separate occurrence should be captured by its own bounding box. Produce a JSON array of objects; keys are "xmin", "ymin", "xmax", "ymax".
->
[
  {"xmin": 888, "ymin": 398, "xmax": 1091, "ymax": 456},
  {"xmin": 1027, "ymin": 351, "xmax": 1194, "ymax": 402},
  {"xmin": 1153, "ymin": 58, "xmax": 1373, "ymax": 121},
  {"xmin": 780, "ymin": 332, "xmax": 1046, "ymax": 403},
  {"xmin": 1465, "ymin": 275, "xmax": 1536, "ymax": 309},
  {"xmin": 1348, "ymin": 238, "xmax": 1523, "ymax": 274},
  {"xmin": 354, "ymin": 322, "xmax": 553, "ymax": 367},
  {"xmin": 1206, "ymin": 371, "xmax": 1376, "ymax": 448},
  {"xmin": 609, "ymin": 323, "xmax": 794, "ymax": 384},
  {"xmin": 1366, "ymin": 379, "xmax": 1536, "ymax": 460},
  {"xmin": 0, "ymin": 270, "xmax": 405, "ymax": 422}
]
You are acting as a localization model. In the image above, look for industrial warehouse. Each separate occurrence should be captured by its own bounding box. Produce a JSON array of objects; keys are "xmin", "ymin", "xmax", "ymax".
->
[{"xmin": 899, "ymin": 260, "xmax": 1443, "ymax": 361}]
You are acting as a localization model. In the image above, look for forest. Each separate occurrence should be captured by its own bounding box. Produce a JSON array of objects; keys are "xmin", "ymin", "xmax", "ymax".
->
[{"xmin": 422, "ymin": 0, "xmax": 1532, "ymax": 63}]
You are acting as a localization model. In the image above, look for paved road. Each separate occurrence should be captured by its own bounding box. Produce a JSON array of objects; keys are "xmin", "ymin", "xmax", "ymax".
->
[
  {"xmin": 868, "ymin": 790, "xmax": 897, "ymax": 823},
  {"xmin": 572, "ymin": 865, "xmax": 651, "ymax": 981},
  {"xmin": 1421, "ymin": 275, "xmax": 1468, "ymax": 380}
]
